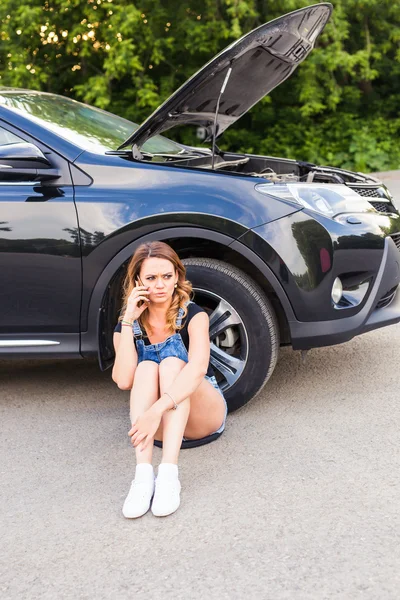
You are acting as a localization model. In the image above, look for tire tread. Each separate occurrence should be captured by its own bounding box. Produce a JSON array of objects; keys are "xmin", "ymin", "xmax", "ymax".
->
[{"xmin": 183, "ymin": 257, "xmax": 279, "ymax": 402}]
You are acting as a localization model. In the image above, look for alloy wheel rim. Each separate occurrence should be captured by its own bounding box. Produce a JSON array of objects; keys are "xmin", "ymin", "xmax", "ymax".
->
[{"xmin": 192, "ymin": 288, "xmax": 248, "ymax": 392}]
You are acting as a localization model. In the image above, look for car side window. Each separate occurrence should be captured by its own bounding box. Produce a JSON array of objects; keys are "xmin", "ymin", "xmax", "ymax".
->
[{"xmin": 0, "ymin": 127, "xmax": 23, "ymax": 146}]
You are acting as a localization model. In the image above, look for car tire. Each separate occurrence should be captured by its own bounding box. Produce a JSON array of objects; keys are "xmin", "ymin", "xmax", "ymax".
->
[{"xmin": 182, "ymin": 258, "xmax": 279, "ymax": 412}]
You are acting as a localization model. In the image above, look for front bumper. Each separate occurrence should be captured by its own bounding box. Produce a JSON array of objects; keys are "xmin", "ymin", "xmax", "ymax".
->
[{"xmin": 290, "ymin": 236, "xmax": 400, "ymax": 350}]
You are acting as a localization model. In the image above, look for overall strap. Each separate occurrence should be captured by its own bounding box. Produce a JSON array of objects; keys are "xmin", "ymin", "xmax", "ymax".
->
[
  {"xmin": 175, "ymin": 301, "xmax": 193, "ymax": 328},
  {"xmin": 132, "ymin": 319, "xmax": 143, "ymax": 338},
  {"xmin": 175, "ymin": 307, "xmax": 185, "ymax": 328}
]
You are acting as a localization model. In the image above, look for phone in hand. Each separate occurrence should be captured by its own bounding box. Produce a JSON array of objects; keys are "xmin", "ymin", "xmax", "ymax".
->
[{"xmin": 136, "ymin": 276, "xmax": 149, "ymax": 308}]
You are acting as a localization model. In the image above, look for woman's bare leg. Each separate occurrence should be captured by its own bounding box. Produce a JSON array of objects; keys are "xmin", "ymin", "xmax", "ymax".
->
[
  {"xmin": 183, "ymin": 377, "xmax": 226, "ymax": 440},
  {"xmin": 155, "ymin": 359, "xmax": 227, "ymax": 450},
  {"xmin": 157, "ymin": 357, "xmax": 190, "ymax": 464},
  {"xmin": 129, "ymin": 360, "xmax": 159, "ymax": 465},
  {"xmin": 122, "ymin": 360, "xmax": 160, "ymax": 518}
]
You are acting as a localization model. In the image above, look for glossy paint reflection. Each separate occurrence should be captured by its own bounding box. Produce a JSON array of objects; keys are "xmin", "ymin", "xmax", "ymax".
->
[
  {"xmin": 243, "ymin": 209, "xmax": 398, "ymax": 322},
  {"xmin": 73, "ymin": 153, "xmax": 302, "ymax": 319},
  {"xmin": 0, "ymin": 184, "xmax": 81, "ymax": 333}
]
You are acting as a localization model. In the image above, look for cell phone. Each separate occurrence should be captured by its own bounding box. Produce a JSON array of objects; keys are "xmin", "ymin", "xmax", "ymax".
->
[{"xmin": 136, "ymin": 275, "xmax": 148, "ymax": 308}]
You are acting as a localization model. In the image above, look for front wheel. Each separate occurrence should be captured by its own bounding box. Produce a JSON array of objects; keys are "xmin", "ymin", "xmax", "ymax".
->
[{"xmin": 183, "ymin": 258, "xmax": 280, "ymax": 412}]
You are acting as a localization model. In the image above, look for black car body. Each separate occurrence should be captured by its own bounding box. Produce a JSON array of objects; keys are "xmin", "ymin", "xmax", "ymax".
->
[{"xmin": 1, "ymin": 3, "xmax": 400, "ymax": 410}]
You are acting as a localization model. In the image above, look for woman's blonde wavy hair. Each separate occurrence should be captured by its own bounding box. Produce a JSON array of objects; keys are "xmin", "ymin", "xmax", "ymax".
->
[{"xmin": 119, "ymin": 241, "xmax": 193, "ymax": 336}]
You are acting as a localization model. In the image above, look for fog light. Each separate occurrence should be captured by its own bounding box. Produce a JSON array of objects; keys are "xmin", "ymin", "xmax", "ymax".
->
[{"xmin": 331, "ymin": 277, "xmax": 343, "ymax": 304}]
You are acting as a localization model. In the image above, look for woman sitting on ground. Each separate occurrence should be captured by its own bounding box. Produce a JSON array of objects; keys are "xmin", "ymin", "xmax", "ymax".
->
[{"xmin": 112, "ymin": 241, "xmax": 228, "ymax": 518}]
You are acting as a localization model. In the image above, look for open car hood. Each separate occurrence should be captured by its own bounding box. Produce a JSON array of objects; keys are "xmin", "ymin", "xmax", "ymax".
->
[{"xmin": 119, "ymin": 3, "xmax": 332, "ymax": 150}]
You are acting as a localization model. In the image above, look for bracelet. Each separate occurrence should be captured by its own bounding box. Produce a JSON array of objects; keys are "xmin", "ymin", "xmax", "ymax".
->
[
  {"xmin": 121, "ymin": 319, "xmax": 133, "ymax": 326},
  {"xmin": 164, "ymin": 391, "xmax": 178, "ymax": 410},
  {"xmin": 121, "ymin": 323, "xmax": 133, "ymax": 328}
]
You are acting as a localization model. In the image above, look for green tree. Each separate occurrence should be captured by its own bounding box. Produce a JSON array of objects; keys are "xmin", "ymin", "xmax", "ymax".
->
[{"xmin": 1, "ymin": 0, "xmax": 400, "ymax": 171}]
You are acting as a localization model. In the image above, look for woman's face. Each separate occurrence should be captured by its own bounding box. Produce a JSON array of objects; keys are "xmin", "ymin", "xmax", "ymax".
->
[{"xmin": 139, "ymin": 257, "xmax": 179, "ymax": 304}]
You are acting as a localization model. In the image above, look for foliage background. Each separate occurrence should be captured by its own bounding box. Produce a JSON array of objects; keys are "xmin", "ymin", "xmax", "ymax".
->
[{"xmin": 1, "ymin": 0, "xmax": 400, "ymax": 172}]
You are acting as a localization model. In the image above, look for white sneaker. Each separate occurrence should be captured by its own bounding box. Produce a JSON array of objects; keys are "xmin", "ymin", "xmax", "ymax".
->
[
  {"xmin": 122, "ymin": 476, "xmax": 155, "ymax": 519},
  {"xmin": 151, "ymin": 476, "xmax": 181, "ymax": 517}
]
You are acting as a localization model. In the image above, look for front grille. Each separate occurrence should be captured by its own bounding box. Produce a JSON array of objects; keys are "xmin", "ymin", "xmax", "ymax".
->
[
  {"xmin": 390, "ymin": 233, "xmax": 400, "ymax": 250},
  {"xmin": 348, "ymin": 185, "xmax": 396, "ymax": 214},
  {"xmin": 354, "ymin": 187, "xmax": 382, "ymax": 198},
  {"xmin": 369, "ymin": 201, "xmax": 392, "ymax": 213},
  {"xmin": 376, "ymin": 285, "xmax": 398, "ymax": 309}
]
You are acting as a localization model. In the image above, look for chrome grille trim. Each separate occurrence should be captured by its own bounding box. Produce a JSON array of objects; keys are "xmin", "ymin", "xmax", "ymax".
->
[
  {"xmin": 390, "ymin": 233, "xmax": 400, "ymax": 250},
  {"xmin": 376, "ymin": 285, "xmax": 398, "ymax": 309},
  {"xmin": 347, "ymin": 184, "xmax": 396, "ymax": 214}
]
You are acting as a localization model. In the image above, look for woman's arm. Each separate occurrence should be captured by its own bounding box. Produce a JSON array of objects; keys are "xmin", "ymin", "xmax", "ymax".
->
[
  {"xmin": 111, "ymin": 323, "xmax": 138, "ymax": 390},
  {"xmin": 112, "ymin": 284, "xmax": 150, "ymax": 389},
  {"xmin": 156, "ymin": 312, "xmax": 210, "ymax": 412}
]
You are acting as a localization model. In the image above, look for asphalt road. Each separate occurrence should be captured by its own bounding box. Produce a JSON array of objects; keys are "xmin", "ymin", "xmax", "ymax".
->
[{"xmin": 1, "ymin": 172, "xmax": 400, "ymax": 600}]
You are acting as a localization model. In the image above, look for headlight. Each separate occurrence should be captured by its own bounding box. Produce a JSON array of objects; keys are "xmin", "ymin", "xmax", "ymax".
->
[{"xmin": 255, "ymin": 183, "xmax": 376, "ymax": 218}]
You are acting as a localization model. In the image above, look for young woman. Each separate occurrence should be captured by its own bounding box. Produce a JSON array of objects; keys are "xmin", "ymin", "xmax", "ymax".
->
[{"xmin": 112, "ymin": 241, "xmax": 228, "ymax": 518}]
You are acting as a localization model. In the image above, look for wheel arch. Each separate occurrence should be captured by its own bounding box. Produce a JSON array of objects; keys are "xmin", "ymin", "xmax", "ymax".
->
[{"xmin": 80, "ymin": 227, "xmax": 295, "ymax": 367}]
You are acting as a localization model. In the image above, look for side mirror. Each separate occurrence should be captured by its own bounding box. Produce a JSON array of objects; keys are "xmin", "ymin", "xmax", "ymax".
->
[
  {"xmin": 0, "ymin": 142, "xmax": 60, "ymax": 182},
  {"xmin": 0, "ymin": 142, "xmax": 51, "ymax": 165}
]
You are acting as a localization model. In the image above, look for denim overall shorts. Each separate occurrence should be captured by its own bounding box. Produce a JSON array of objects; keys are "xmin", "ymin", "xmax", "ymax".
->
[{"xmin": 132, "ymin": 303, "xmax": 228, "ymax": 447}]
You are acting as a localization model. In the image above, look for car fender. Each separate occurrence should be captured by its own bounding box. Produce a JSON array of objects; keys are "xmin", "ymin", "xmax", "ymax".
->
[{"xmin": 80, "ymin": 226, "xmax": 296, "ymax": 361}]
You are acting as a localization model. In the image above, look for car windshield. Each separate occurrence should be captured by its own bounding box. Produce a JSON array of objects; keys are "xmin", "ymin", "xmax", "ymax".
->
[{"xmin": 0, "ymin": 91, "xmax": 184, "ymax": 155}]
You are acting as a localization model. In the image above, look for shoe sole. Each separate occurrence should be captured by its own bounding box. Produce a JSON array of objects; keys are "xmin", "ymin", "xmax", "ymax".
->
[
  {"xmin": 151, "ymin": 502, "xmax": 180, "ymax": 517},
  {"xmin": 122, "ymin": 506, "xmax": 151, "ymax": 519}
]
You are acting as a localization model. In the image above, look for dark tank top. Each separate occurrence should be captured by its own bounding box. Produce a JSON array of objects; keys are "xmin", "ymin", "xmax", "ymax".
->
[{"xmin": 114, "ymin": 302, "xmax": 214, "ymax": 377}]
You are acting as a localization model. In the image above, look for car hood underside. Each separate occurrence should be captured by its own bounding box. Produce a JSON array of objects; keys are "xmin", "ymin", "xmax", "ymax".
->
[{"xmin": 119, "ymin": 3, "xmax": 332, "ymax": 150}]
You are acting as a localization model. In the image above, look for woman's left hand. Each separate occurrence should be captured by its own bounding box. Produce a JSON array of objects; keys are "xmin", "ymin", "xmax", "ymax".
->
[{"xmin": 128, "ymin": 404, "xmax": 163, "ymax": 451}]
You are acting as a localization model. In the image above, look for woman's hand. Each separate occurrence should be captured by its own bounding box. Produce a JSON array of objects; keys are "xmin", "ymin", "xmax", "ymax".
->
[
  {"xmin": 128, "ymin": 404, "xmax": 163, "ymax": 451},
  {"xmin": 124, "ymin": 280, "xmax": 150, "ymax": 321}
]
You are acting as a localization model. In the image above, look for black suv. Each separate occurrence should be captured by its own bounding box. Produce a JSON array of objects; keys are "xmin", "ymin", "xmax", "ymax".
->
[{"xmin": 1, "ymin": 3, "xmax": 399, "ymax": 410}]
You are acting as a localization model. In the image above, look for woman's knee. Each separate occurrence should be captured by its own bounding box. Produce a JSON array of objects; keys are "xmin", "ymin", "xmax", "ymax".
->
[
  {"xmin": 158, "ymin": 357, "xmax": 186, "ymax": 388},
  {"xmin": 134, "ymin": 360, "xmax": 159, "ymax": 381}
]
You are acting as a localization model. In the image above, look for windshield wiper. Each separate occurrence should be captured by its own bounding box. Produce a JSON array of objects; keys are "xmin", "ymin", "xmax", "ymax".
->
[{"xmin": 107, "ymin": 147, "xmax": 199, "ymax": 160}]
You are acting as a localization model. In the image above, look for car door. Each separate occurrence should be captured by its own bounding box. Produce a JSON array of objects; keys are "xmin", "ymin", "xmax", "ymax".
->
[{"xmin": 0, "ymin": 123, "xmax": 82, "ymax": 356}]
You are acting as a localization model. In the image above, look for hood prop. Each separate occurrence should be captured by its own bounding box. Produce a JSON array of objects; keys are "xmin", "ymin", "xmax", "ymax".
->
[{"xmin": 211, "ymin": 65, "xmax": 233, "ymax": 170}]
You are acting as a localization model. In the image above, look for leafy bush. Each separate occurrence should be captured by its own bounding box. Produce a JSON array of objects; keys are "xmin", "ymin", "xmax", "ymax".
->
[{"xmin": 1, "ymin": 0, "xmax": 399, "ymax": 171}]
